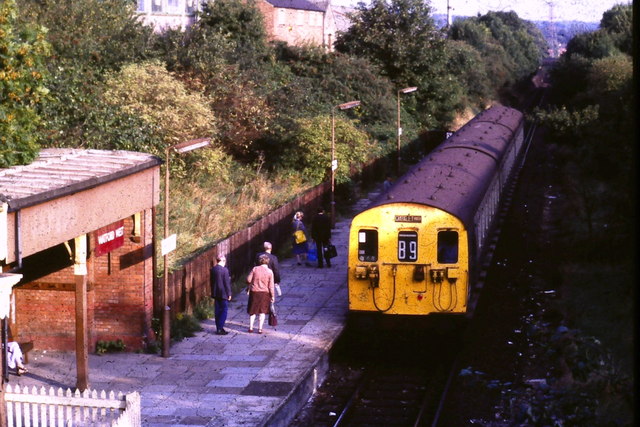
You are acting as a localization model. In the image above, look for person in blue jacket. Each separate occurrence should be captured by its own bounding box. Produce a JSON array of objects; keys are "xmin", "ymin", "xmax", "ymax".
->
[{"xmin": 210, "ymin": 254, "xmax": 232, "ymax": 335}]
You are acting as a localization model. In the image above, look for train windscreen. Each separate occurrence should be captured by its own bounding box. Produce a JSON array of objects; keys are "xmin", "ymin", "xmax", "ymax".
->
[{"xmin": 358, "ymin": 230, "xmax": 378, "ymax": 261}]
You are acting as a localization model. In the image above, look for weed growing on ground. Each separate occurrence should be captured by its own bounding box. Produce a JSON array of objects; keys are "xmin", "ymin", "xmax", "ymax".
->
[
  {"xmin": 96, "ymin": 339, "xmax": 126, "ymax": 354},
  {"xmin": 171, "ymin": 312, "xmax": 203, "ymax": 341}
]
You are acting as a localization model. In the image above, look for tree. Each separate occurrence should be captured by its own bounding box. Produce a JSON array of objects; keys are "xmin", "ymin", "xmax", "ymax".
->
[
  {"xmin": 18, "ymin": 0, "xmax": 155, "ymax": 72},
  {"xmin": 334, "ymin": 0, "xmax": 457, "ymax": 127},
  {"xmin": 0, "ymin": 0, "xmax": 50, "ymax": 167},
  {"xmin": 450, "ymin": 11, "xmax": 545, "ymax": 85},
  {"xmin": 476, "ymin": 11, "xmax": 545, "ymax": 80},
  {"xmin": 18, "ymin": 0, "xmax": 159, "ymax": 150},
  {"xmin": 444, "ymin": 40, "xmax": 493, "ymax": 107},
  {"xmin": 196, "ymin": 0, "xmax": 268, "ymax": 70},
  {"xmin": 280, "ymin": 115, "xmax": 374, "ymax": 184},
  {"xmin": 599, "ymin": 3, "xmax": 633, "ymax": 55},
  {"xmin": 565, "ymin": 30, "xmax": 618, "ymax": 59},
  {"xmin": 103, "ymin": 61, "xmax": 217, "ymax": 148}
]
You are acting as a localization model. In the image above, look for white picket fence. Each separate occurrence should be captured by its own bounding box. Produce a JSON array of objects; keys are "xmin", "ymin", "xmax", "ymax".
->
[{"xmin": 3, "ymin": 385, "xmax": 140, "ymax": 427}]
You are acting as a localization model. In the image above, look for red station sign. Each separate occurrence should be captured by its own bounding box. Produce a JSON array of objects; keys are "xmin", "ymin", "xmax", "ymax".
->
[{"xmin": 94, "ymin": 220, "xmax": 125, "ymax": 257}]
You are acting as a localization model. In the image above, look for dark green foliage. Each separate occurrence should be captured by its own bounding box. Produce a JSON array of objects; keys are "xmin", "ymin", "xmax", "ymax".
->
[
  {"xmin": 599, "ymin": 3, "xmax": 632, "ymax": 54},
  {"xmin": 564, "ymin": 30, "xmax": 618, "ymax": 59},
  {"xmin": 334, "ymin": 0, "xmax": 455, "ymax": 128},
  {"xmin": 194, "ymin": 298, "xmax": 215, "ymax": 320},
  {"xmin": 530, "ymin": 12, "xmax": 634, "ymax": 422},
  {"xmin": 0, "ymin": 0, "xmax": 50, "ymax": 167},
  {"xmin": 171, "ymin": 312, "xmax": 203, "ymax": 341},
  {"xmin": 449, "ymin": 11, "xmax": 546, "ymax": 88},
  {"xmin": 96, "ymin": 339, "xmax": 126, "ymax": 354},
  {"xmin": 19, "ymin": 0, "xmax": 155, "ymax": 72},
  {"xmin": 444, "ymin": 41, "xmax": 494, "ymax": 105},
  {"xmin": 196, "ymin": 0, "xmax": 268, "ymax": 70},
  {"xmin": 17, "ymin": 0, "xmax": 161, "ymax": 152}
]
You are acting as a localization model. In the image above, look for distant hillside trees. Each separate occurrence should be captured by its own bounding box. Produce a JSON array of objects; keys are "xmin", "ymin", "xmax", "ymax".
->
[{"xmin": 447, "ymin": 11, "xmax": 546, "ymax": 94}]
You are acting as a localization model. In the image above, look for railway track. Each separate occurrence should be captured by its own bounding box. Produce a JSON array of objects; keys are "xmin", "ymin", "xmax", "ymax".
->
[{"xmin": 291, "ymin": 326, "xmax": 461, "ymax": 427}]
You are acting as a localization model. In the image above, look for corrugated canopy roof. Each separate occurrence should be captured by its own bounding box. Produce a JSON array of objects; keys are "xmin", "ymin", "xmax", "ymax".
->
[{"xmin": 0, "ymin": 149, "xmax": 163, "ymax": 212}]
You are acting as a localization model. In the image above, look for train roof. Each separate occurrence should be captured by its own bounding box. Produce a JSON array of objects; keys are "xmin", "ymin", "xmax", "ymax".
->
[{"xmin": 370, "ymin": 106, "xmax": 523, "ymax": 227}]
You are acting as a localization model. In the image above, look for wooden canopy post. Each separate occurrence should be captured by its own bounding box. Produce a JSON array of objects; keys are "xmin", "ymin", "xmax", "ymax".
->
[{"xmin": 74, "ymin": 235, "xmax": 89, "ymax": 391}]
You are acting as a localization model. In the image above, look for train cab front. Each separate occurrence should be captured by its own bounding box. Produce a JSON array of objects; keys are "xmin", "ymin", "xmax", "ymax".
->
[{"xmin": 348, "ymin": 207, "xmax": 470, "ymax": 317}]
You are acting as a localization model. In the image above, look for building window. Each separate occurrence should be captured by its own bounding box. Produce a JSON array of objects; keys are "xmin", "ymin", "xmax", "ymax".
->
[
  {"xmin": 137, "ymin": 0, "xmax": 146, "ymax": 12},
  {"xmin": 152, "ymin": 0, "xmax": 162, "ymax": 13}
]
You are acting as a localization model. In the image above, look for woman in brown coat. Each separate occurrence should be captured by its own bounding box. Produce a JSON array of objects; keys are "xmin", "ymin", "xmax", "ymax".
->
[{"xmin": 246, "ymin": 254, "xmax": 275, "ymax": 334}]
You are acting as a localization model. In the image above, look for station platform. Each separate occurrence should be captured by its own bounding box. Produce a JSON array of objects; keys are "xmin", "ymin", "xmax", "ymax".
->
[{"xmin": 8, "ymin": 191, "xmax": 379, "ymax": 426}]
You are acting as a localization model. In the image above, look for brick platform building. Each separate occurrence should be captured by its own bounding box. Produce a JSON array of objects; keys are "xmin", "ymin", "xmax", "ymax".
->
[{"xmin": 0, "ymin": 149, "xmax": 162, "ymax": 353}]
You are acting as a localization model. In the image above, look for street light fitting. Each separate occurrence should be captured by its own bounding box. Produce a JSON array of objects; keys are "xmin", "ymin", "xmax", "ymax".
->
[
  {"xmin": 161, "ymin": 137, "xmax": 210, "ymax": 358},
  {"xmin": 330, "ymin": 100, "xmax": 361, "ymax": 228},
  {"xmin": 396, "ymin": 87, "xmax": 417, "ymax": 175},
  {"xmin": 399, "ymin": 86, "xmax": 418, "ymax": 94},
  {"xmin": 337, "ymin": 100, "xmax": 361, "ymax": 110},
  {"xmin": 172, "ymin": 138, "xmax": 211, "ymax": 154}
]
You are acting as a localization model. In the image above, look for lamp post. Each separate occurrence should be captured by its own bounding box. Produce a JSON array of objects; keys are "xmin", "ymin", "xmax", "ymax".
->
[
  {"xmin": 396, "ymin": 86, "xmax": 418, "ymax": 174},
  {"xmin": 162, "ymin": 138, "xmax": 210, "ymax": 358},
  {"xmin": 331, "ymin": 100, "xmax": 360, "ymax": 227}
]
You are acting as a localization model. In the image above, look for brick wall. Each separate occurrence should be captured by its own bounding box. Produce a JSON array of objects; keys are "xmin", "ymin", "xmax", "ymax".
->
[{"xmin": 12, "ymin": 212, "xmax": 155, "ymax": 353}]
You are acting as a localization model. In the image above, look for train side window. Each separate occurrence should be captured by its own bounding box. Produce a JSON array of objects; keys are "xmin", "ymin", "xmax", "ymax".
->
[
  {"xmin": 437, "ymin": 231, "xmax": 458, "ymax": 264},
  {"xmin": 358, "ymin": 230, "xmax": 378, "ymax": 262},
  {"xmin": 398, "ymin": 231, "xmax": 418, "ymax": 262}
]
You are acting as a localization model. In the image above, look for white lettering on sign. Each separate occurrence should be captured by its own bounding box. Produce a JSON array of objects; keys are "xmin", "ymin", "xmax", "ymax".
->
[{"xmin": 97, "ymin": 226, "xmax": 125, "ymax": 245}]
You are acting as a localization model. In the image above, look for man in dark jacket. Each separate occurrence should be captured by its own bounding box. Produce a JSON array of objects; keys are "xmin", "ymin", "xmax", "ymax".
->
[
  {"xmin": 255, "ymin": 241, "xmax": 281, "ymax": 287},
  {"xmin": 311, "ymin": 207, "xmax": 332, "ymax": 268},
  {"xmin": 210, "ymin": 255, "xmax": 232, "ymax": 335}
]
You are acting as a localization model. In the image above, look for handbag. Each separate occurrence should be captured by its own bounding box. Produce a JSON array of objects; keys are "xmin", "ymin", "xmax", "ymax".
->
[
  {"xmin": 268, "ymin": 302, "xmax": 278, "ymax": 327},
  {"xmin": 294, "ymin": 229, "xmax": 307, "ymax": 244},
  {"xmin": 307, "ymin": 243, "xmax": 317, "ymax": 262},
  {"xmin": 324, "ymin": 244, "xmax": 337, "ymax": 259}
]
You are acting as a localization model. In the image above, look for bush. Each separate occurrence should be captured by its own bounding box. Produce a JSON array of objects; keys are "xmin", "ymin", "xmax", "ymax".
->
[
  {"xmin": 96, "ymin": 339, "xmax": 126, "ymax": 354},
  {"xmin": 170, "ymin": 312, "xmax": 203, "ymax": 341},
  {"xmin": 194, "ymin": 298, "xmax": 215, "ymax": 320}
]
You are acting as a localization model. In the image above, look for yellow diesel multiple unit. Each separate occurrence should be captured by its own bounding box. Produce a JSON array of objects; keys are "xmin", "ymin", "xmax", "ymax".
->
[{"xmin": 348, "ymin": 106, "xmax": 525, "ymax": 316}]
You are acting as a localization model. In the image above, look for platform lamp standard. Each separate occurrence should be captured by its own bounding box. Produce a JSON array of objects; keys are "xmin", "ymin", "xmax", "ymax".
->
[
  {"xmin": 396, "ymin": 86, "xmax": 418, "ymax": 174},
  {"xmin": 162, "ymin": 138, "xmax": 211, "ymax": 358},
  {"xmin": 331, "ymin": 100, "xmax": 361, "ymax": 228}
]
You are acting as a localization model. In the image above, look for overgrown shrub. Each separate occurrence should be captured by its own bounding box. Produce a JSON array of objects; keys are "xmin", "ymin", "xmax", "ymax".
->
[
  {"xmin": 170, "ymin": 312, "xmax": 203, "ymax": 341},
  {"xmin": 96, "ymin": 339, "xmax": 126, "ymax": 354},
  {"xmin": 194, "ymin": 297, "xmax": 215, "ymax": 321}
]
